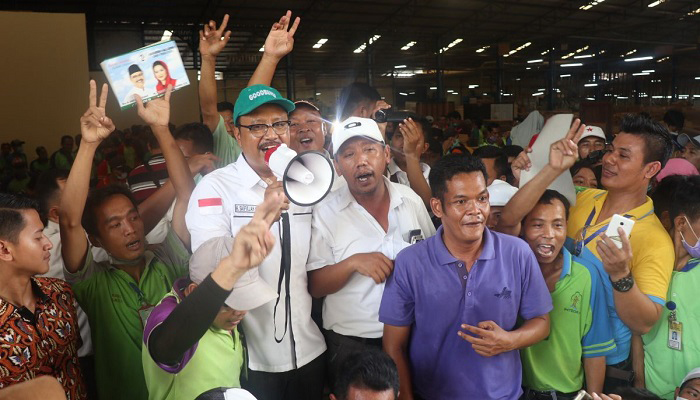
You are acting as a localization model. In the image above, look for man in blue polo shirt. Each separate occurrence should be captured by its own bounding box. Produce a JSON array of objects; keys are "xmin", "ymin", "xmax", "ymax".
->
[{"xmin": 380, "ymin": 154, "xmax": 552, "ymax": 400}]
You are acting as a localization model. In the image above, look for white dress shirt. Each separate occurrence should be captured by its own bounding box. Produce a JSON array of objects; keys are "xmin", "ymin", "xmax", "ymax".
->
[
  {"xmin": 387, "ymin": 158, "xmax": 431, "ymax": 187},
  {"xmin": 42, "ymin": 220, "xmax": 93, "ymax": 357},
  {"xmin": 306, "ymin": 178, "xmax": 436, "ymax": 338},
  {"xmin": 185, "ymin": 155, "xmax": 326, "ymax": 372}
]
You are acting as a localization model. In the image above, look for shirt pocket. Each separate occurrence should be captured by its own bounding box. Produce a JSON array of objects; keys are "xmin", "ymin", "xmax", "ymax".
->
[
  {"xmin": 230, "ymin": 212, "xmax": 254, "ymax": 236},
  {"xmin": 291, "ymin": 212, "xmax": 312, "ymax": 261}
]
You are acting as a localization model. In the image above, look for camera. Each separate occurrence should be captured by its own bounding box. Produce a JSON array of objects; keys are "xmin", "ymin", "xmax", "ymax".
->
[{"xmin": 373, "ymin": 108, "xmax": 417, "ymax": 123}]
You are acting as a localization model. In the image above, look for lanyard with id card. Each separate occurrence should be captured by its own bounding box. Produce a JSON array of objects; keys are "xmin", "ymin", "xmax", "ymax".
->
[
  {"xmin": 666, "ymin": 300, "xmax": 682, "ymax": 351},
  {"xmin": 129, "ymin": 282, "xmax": 155, "ymax": 329}
]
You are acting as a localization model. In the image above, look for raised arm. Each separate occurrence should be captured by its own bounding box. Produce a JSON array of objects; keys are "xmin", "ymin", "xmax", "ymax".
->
[
  {"xmin": 399, "ymin": 118, "xmax": 432, "ymax": 208},
  {"xmin": 496, "ymin": 119, "xmax": 586, "ymax": 236},
  {"xmin": 59, "ymin": 81, "xmax": 115, "ymax": 273},
  {"xmin": 248, "ymin": 11, "xmax": 300, "ymax": 87},
  {"xmin": 135, "ymin": 87, "xmax": 195, "ymax": 249},
  {"xmin": 199, "ymin": 14, "xmax": 232, "ymax": 133}
]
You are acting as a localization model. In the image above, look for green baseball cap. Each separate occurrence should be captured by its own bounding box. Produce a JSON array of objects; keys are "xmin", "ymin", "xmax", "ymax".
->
[{"xmin": 233, "ymin": 84, "xmax": 295, "ymax": 125}]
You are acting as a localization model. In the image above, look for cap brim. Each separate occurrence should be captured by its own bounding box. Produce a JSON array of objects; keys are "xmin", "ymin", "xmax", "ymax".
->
[
  {"xmin": 678, "ymin": 133, "xmax": 700, "ymax": 148},
  {"xmin": 333, "ymin": 135, "xmax": 384, "ymax": 156},
  {"xmin": 223, "ymin": 276, "xmax": 278, "ymax": 311}
]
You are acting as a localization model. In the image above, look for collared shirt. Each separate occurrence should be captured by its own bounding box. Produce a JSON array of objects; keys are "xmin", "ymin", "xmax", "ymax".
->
[
  {"xmin": 142, "ymin": 279, "xmax": 244, "ymax": 400},
  {"xmin": 566, "ymin": 188, "xmax": 674, "ymax": 364},
  {"xmin": 42, "ymin": 220, "xmax": 93, "ymax": 358},
  {"xmin": 379, "ymin": 226, "xmax": 552, "ymax": 400},
  {"xmin": 63, "ymin": 229, "xmax": 189, "ymax": 400},
  {"xmin": 0, "ymin": 278, "xmax": 86, "ymax": 400},
  {"xmin": 521, "ymin": 248, "xmax": 616, "ymax": 393},
  {"xmin": 185, "ymin": 155, "xmax": 326, "ymax": 373},
  {"xmin": 128, "ymin": 154, "xmax": 169, "ymax": 203},
  {"xmin": 387, "ymin": 159, "xmax": 430, "ymax": 188},
  {"xmin": 212, "ymin": 115, "xmax": 241, "ymax": 169},
  {"xmin": 307, "ymin": 177, "xmax": 435, "ymax": 338},
  {"xmin": 643, "ymin": 259, "xmax": 700, "ymax": 400}
]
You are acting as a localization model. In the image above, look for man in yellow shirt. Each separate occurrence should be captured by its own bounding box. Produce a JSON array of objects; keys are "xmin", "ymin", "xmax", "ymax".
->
[{"xmin": 509, "ymin": 114, "xmax": 674, "ymax": 392}]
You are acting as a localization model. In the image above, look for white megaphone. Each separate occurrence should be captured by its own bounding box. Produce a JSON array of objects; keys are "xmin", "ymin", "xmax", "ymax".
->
[{"xmin": 264, "ymin": 144, "xmax": 335, "ymax": 206}]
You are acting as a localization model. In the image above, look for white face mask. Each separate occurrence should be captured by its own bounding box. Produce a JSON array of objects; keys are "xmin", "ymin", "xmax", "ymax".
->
[{"xmin": 676, "ymin": 397, "xmax": 688, "ymax": 400}]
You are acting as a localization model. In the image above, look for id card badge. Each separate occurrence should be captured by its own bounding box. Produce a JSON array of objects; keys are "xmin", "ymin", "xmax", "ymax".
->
[
  {"xmin": 668, "ymin": 320, "xmax": 683, "ymax": 351},
  {"xmin": 408, "ymin": 229, "xmax": 425, "ymax": 244},
  {"xmin": 138, "ymin": 304, "xmax": 155, "ymax": 329}
]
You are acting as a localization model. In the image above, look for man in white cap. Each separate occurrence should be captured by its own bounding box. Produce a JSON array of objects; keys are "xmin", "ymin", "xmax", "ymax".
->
[
  {"xmin": 143, "ymin": 193, "xmax": 284, "ymax": 400},
  {"xmin": 307, "ymin": 117, "xmax": 435, "ymax": 388},
  {"xmin": 578, "ymin": 126, "xmax": 607, "ymax": 162},
  {"xmin": 675, "ymin": 368, "xmax": 700, "ymax": 400},
  {"xmin": 486, "ymin": 179, "xmax": 518, "ymax": 230},
  {"xmin": 677, "ymin": 133, "xmax": 700, "ymax": 171}
]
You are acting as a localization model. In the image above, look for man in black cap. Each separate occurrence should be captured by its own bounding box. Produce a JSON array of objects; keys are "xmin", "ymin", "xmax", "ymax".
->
[{"xmin": 122, "ymin": 64, "xmax": 152, "ymax": 104}]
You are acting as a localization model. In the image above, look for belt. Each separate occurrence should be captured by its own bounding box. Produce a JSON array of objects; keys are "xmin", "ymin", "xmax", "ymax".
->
[
  {"xmin": 522, "ymin": 388, "xmax": 579, "ymax": 400},
  {"xmin": 326, "ymin": 330, "xmax": 383, "ymax": 347}
]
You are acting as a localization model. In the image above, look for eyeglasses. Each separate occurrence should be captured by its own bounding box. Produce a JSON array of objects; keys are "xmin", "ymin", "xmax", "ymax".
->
[{"xmin": 238, "ymin": 121, "xmax": 291, "ymax": 137}]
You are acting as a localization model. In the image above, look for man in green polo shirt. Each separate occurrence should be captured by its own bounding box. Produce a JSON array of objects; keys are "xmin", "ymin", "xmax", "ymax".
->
[
  {"xmin": 59, "ymin": 82, "xmax": 195, "ymax": 400},
  {"xmin": 498, "ymin": 190, "xmax": 616, "ymax": 397},
  {"xmin": 642, "ymin": 176, "xmax": 700, "ymax": 399}
]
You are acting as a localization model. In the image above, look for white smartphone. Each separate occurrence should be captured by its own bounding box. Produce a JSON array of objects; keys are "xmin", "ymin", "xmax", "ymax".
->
[{"xmin": 604, "ymin": 214, "xmax": 635, "ymax": 249}]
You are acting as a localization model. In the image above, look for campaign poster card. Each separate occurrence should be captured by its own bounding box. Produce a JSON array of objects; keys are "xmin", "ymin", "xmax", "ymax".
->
[{"xmin": 100, "ymin": 40, "xmax": 190, "ymax": 110}]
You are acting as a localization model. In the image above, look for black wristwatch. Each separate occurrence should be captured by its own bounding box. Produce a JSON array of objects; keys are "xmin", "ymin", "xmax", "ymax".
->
[{"xmin": 611, "ymin": 273, "xmax": 634, "ymax": 292}]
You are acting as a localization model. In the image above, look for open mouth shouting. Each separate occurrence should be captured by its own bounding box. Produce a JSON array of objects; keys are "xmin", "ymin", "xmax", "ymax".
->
[
  {"xmin": 535, "ymin": 244, "xmax": 555, "ymax": 258},
  {"xmin": 355, "ymin": 170, "xmax": 375, "ymax": 184},
  {"xmin": 259, "ymin": 140, "xmax": 281, "ymax": 154}
]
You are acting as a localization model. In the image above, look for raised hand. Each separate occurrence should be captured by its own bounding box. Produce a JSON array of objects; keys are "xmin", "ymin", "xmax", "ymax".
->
[
  {"xmin": 135, "ymin": 85, "xmax": 172, "ymax": 127},
  {"xmin": 597, "ymin": 228, "xmax": 633, "ymax": 282},
  {"xmin": 80, "ymin": 80, "xmax": 115, "ymax": 144},
  {"xmin": 225, "ymin": 191, "xmax": 284, "ymax": 271},
  {"xmin": 200, "ymin": 14, "xmax": 232, "ymax": 58},
  {"xmin": 187, "ymin": 153, "xmax": 219, "ymax": 176},
  {"xmin": 548, "ymin": 118, "xmax": 586, "ymax": 172},
  {"xmin": 263, "ymin": 10, "xmax": 300, "ymax": 61},
  {"xmin": 511, "ymin": 147, "xmax": 533, "ymax": 182},
  {"xmin": 399, "ymin": 118, "xmax": 425, "ymax": 159}
]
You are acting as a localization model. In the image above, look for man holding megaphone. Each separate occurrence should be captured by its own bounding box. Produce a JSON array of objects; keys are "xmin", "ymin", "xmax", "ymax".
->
[
  {"xmin": 185, "ymin": 84, "xmax": 327, "ymax": 400},
  {"xmin": 306, "ymin": 117, "xmax": 435, "ymax": 388}
]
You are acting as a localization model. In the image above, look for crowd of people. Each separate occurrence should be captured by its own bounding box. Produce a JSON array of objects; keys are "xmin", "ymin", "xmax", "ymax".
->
[{"xmin": 2, "ymin": 10, "xmax": 700, "ymax": 400}]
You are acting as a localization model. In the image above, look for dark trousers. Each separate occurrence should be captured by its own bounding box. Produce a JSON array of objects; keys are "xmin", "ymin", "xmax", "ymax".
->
[
  {"xmin": 603, "ymin": 358, "xmax": 634, "ymax": 394},
  {"xmin": 242, "ymin": 352, "xmax": 326, "ymax": 400},
  {"xmin": 324, "ymin": 329, "xmax": 383, "ymax": 391},
  {"xmin": 79, "ymin": 355, "xmax": 97, "ymax": 399}
]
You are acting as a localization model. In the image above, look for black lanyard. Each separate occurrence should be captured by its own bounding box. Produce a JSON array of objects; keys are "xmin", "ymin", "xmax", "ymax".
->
[{"xmin": 273, "ymin": 212, "xmax": 297, "ymax": 368}]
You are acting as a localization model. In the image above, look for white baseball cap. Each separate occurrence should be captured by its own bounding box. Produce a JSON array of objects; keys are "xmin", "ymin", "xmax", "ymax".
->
[
  {"xmin": 677, "ymin": 133, "xmax": 700, "ymax": 148},
  {"xmin": 487, "ymin": 179, "xmax": 518, "ymax": 207},
  {"xmin": 680, "ymin": 367, "xmax": 700, "ymax": 388},
  {"xmin": 580, "ymin": 126, "xmax": 606, "ymax": 141},
  {"xmin": 189, "ymin": 236, "xmax": 278, "ymax": 311},
  {"xmin": 332, "ymin": 117, "xmax": 384, "ymax": 156}
]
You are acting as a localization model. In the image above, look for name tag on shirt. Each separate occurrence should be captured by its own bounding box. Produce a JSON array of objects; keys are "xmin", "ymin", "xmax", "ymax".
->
[
  {"xmin": 235, "ymin": 204, "xmax": 257, "ymax": 214},
  {"xmin": 198, "ymin": 198, "xmax": 223, "ymax": 215}
]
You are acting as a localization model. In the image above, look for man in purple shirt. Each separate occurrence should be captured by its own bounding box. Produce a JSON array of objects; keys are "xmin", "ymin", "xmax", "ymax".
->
[{"xmin": 379, "ymin": 154, "xmax": 553, "ymax": 400}]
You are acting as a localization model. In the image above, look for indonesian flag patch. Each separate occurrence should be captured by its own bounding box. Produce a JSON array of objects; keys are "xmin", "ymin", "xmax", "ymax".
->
[{"xmin": 198, "ymin": 198, "xmax": 223, "ymax": 215}]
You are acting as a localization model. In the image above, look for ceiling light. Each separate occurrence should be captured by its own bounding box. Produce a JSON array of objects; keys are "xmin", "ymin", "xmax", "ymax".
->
[
  {"xmin": 632, "ymin": 72, "xmax": 650, "ymax": 76},
  {"xmin": 642, "ymin": 69, "xmax": 655, "ymax": 73},
  {"xmin": 440, "ymin": 38, "xmax": 464, "ymax": 53},
  {"xmin": 401, "ymin": 41, "xmax": 416, "ymax": 50},
  {"xmin": 527, "ymin": 59, "xmax": 544, "ymax": 63},
  {"xmin": 395, "ymin": 65, "xmax": 406, "ymax": 69},
  {"xmin": 560, "ymin": 74, "xmax": 571, "ymax": 78},
  {"xmin": 617, "ymin": 96, "xmax": 629, "ymax": 99},
  {"xmin": 353, "ymin": 35, "xmax": 380, "ymax": 53},
  {"xmin": 584, "ymin": 83, "xmax": 598, "ymax": 87},
  {"xmin": 161, "ymin": 30, "xmax": 172, "ymax": 41},
  {"xmin": 259, "ymin": 46, "xmax": 265, "ymax": 52},
  {"xmin": 580, "ymin": 0, "xmax": 605, "ymax": 10},
  {"xmin": 503, "ymin": 42, "xmax": 531, "ymax": 58},
  {"xmin": 526, "ymin": 67, "xmax": 532, "ymax": 70},
  {"xmin": 562, "ymin": 45, "xmax": 590, "ymax": 59},
  {"xmin": 688, "ymin": 7, "xmax": 700, "ymax": 15},
  {"xmin": 695, "ymin": 77, "xmax": 700, "ymax": 80},
  {"xmin": 586, "ymin": 97, "xmax": 596, "ymax": 100},
  {"xmin": 537, "ymin": 88, "xmax": 546, "ymax": 91},
  {"xmin": 574, "ymin": 54, "xmax": 594, "ymax": 59},
  {"xmin": 532, "ymin": 92, "xmax": 544, "ymax": 96},
  {"xmin": 312, "ymin": 38, "xmax": 328, "ymax": 49},
  {"xmin": 315, "ymin": 92, "xmax": 321, "ymax": 96},
  {"xmin": 541, "ymin": 49, "xmax": 550, "ymax": 56},
  {"xmin": 468, "ymin": 84, "xmax": 479, "ymax": 88},
  {"xmin": 429, "ymin": 86, "xmax": 437, "ymax": 89},
  {"xmin": 620, "ymin": 49, "xmax": 637, "ymax": 58},
  {"xmin": 625, "ymin": 56, "xmax": 653, "ymax": 62},
  {"xmin": 648, "ymin": 0, "xmax": 665, "ymax": 7},
  {"xmin": 562, "ymin": 63, "xmax": 583, "ymax": 67},
  {"xmin": 399, "ymin": 92, "xmax": 408, "ymax": 96},
  {"xmin": 476, "ymin": 45, "xmax": 490, "ymax": 53},
  {"xmin": 657, "ymin": 57, "xmax": 670, "ymax": 63}
]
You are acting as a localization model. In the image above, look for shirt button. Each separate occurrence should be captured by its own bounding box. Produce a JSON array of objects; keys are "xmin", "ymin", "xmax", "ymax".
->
[
  {"xmin": 458, "ymin": 262, "xmax": 464, "ymax": 268},
  {"xmin": 463, "ymin": 275, "xmax": 467, "ymax": 280},
  {"xmin": 467, "ymin": 292, "xmax": 472, "ymax": 296}
]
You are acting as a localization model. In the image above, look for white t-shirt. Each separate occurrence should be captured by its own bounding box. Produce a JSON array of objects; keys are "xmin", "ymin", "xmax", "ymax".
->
[
  {"xmin": 306, "ymin": 178, "xmax": 436, "ymax": 338},
  {"xmin": 387, "ymin": 158, "xmax": 431, "ymax": 188},
  {"xmin": 42, "ymin": 220, "xmax": 93, "ymax": 357},
  {"xmin": 185, "ymin": 155, "xmax": 326, "ymax": 372}
]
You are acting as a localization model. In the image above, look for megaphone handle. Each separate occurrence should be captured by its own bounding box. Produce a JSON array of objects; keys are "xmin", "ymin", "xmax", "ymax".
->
[{"xmin": 272, "ymin": 212, "xmax": 298, "ymax": 367}]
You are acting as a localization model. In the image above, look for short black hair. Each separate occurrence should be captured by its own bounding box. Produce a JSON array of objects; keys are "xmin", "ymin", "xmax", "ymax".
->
[
  {"xmin": 619, "ymin": 114, "xmax": 673, "ymax": 168},
  {"xmin": 485, "ymin": 122, "xmax": 500, "ymax": 132},
  {"xmin": 35, "ymin": 169, "xmax": 70, "ymax": 223},
  {"xmin": 663, "ymin": 109, "xmax": 685, "ymax": 131},
  {"xmin": 503, "ymin": 145, "xmax": 524, "ymax": 159},
  {"xmin": 333, "ymin": 350, "xmax": 399, "ymax": 400},
  {"xmin": 534, "ymin": 189, "xmax": 570, "ymax": 220},
  {"xmin": 446, "ymin": 111, "xmax": 462, "ymax": 120},
  {"xmin": 337, "ymin": 82, "xmax": 381, "ymax": 121},
  {"xmin": 82, "ymin": 185, "xmax": 138, "ymax": 237},
  {"xmin": 217, "ymin": 101, "xmax": 234, "ymax": 113},
  {"xmin": 173, "ymin": 122, "xmax": 214, "ymax": 154},
  {"xmin": 35, "ymin": 146, "xmax": 46, "ymax": 155},
  {"xmin": 128, "ymin": 64, "xmax": 142, "ymax": 75},
  {"xmin": 429, "ymin": 154, "xmax": 487, "ymax": 202},
  {"xmin": 61, "ymin": 135, "xmax": 73, "ymax": 145},
  {"xmin": 680, "ymin": 377, "xmax": 700, "ymax": 393},
  {"xmin": 669, "ymin": 175, "xmax": 700, "ymax": 223},
  {"xmin": 650, "ymin": 174, "xmax": 685, "ymax": 220},
  {"xmin": 473, "ymin": 145, "xmax": 508, "ymax": 179},
  {"xmin": 0, "ymin": 193, "xmax": 39, "ymax": 243}
]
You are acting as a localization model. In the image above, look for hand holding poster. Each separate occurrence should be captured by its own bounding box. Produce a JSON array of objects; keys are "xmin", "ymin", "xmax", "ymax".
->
[{"xmin": 100, "ymin": 40, "xmax": 190, "ymax": 110}]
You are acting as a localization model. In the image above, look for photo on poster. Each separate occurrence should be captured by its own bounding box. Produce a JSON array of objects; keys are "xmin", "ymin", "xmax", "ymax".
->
[{"xmin": 100, "ymin": 40, "xmax": 190, "ymax": 110}]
